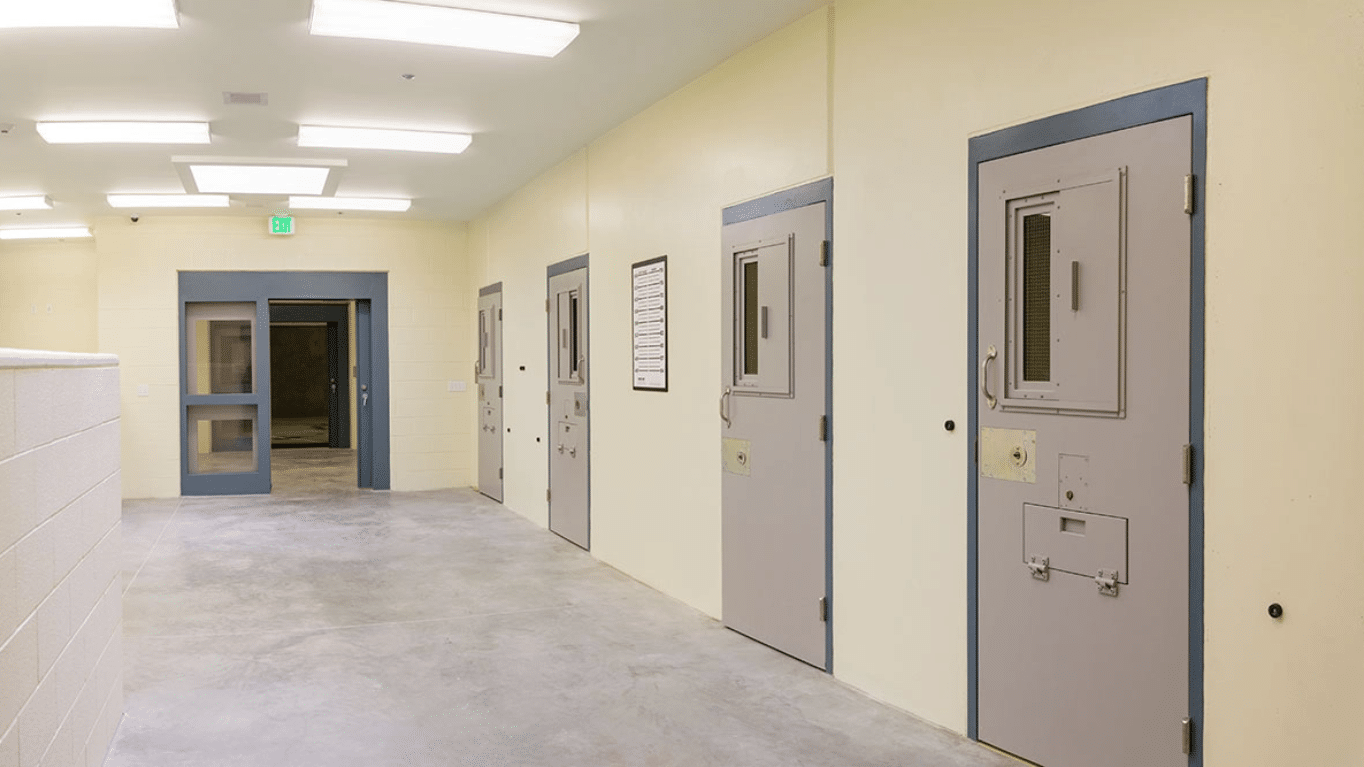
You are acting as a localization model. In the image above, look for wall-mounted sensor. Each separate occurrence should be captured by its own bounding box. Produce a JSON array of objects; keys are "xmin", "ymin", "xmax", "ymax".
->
[
  {"xmin": 945, "ymin": 420, "xmax": 956, "ymax": 432},
  {"xmin": 1268, "ymin": 603, "xmax": 1284, "ymax": 619}
]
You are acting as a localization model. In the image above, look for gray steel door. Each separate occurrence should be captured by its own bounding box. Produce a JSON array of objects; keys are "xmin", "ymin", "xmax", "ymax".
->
[
  {"xmin": 720, "ymin": 202, "xmax": 828, "ymax": 668},
  {"xmin": 548, "ymin": 265, "xmax": 589, "ymax": 549},
  {"xmin": 976, "ymin": 117, "xmax": 1192, "ymax": 767},
  {"xmin": 477, "ymin": 287, "xmax": 504, "ymax": 502}
]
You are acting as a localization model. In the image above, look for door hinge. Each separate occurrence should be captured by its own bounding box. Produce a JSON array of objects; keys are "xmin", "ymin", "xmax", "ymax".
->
[
  {"xmin": 546, "ymin": 488, "xmax": 551, "ymax": 502},
  {"xmin": 820, "ymin": 240, "xmax": 830, "ymax": 267},
  {"xmin": 1182, "ymin": 444, "xmax": 1195, "ymax": 485},
  {"xmin": 546, "ymin": 391, "xmax": 551, "ymax": 405},
  {"xmin": 818, "ymin": 415, "xmax": 828, "ymax": 442},
  {"xmin": 498, "ymin": 308, "xmax": 502, "ymax": 320},
  {"xmin": 1182, "ymin": 717, "xmax": 1195, "ymax": 755},
  {"xmin": 1184, "ymin": 174, "xmax": 1196, "ymax": 215},
  {"xmin": 819, "ymin": 596, "xmax": 828, "ymax": 622},
  {"xmin": 498, "ymin": 467, "xmax": 503, "ymax": 479},
  {"xmin": 498, "ymin": 385, "xmax": 503, "ymax": 398},
  {"xmin": 545, "ymin": 298, "xmax": 550, "ymax": 313}
]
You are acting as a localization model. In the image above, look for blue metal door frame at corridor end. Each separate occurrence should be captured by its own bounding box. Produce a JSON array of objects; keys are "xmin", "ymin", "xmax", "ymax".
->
[
  {"xmin": 966, "ymin": 79, "xmax": 1207, "ymax": 763},
  {"xmin": 178, "ymin": 271, "xmax": 391, "ymax": 494}
]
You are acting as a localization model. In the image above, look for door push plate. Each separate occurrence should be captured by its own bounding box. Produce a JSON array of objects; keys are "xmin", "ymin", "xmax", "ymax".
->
[
  {"xmin": 1095, "ymin": 569, "xmax": 1120, "ymax": 597},
  {"xmin": 722, "ymin": 438, "xmax": 752, "ymax": 476},
  {"xmin": 1026, "ymin": 555, "xmax": 1050, "ymax": 581}
]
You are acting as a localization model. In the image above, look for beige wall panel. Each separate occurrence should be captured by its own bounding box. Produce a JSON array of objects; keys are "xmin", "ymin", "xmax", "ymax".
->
[
  {"xmin": 585, "ymin": 10, "xmax": 831, "ymax": 617},
  {"xmin": 833, "ymin": 0, "xmax": 1364, "ymax": 761},
  {"xmin": 94, "ymin": 216, "xmax": 472, "ymax": 498},
  {"xmin": 0, "ymin": 240, "xmax": 98, "ymax": 353}
]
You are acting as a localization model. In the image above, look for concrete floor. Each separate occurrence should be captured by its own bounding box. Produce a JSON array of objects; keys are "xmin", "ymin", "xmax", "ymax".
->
[{"xmin": 109, "ymin": 448, "xmax": 1017, "ymax": 767}]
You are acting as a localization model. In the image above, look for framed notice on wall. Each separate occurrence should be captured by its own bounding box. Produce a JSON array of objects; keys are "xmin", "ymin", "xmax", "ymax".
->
[{"xmin": 631, "ymin": 255, "xmax": 668, "ymax": 391}]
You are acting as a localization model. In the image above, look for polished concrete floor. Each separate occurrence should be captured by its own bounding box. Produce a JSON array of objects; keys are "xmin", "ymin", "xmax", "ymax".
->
[{"xmin": 109, "ymin": 449, "xmax": 1017, "ymax": 767}]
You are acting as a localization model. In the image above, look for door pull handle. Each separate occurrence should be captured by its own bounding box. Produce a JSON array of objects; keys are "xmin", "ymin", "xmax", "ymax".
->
[
  {"xmin": 569, "ymin": 447, "xmax": 576, "ymax": 457},
  {"xmin": 720, "ymin": 387, "xmax": 732, "ymax": 428},
  {"xmin": 557, "ymin": 443, "xmax": 565, "ymax": 454},
  {"xmin": 362, "ymin": 392, "xmax": 368, "ymax": 407},
  {"xmin": 981, "ymin": 345, "xmax": 998, "ymax": 410}
]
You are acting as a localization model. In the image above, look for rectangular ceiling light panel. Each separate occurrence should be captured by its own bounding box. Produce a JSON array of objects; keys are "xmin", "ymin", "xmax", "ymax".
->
[
  {"xmin": 298, "ymin": 125, "xmax": 471, "ymax": 154},
  {"xmin": 288, "ymin": 196, "xmax": 412, "ymax": 212},
  {"xmin": 0, "ymin": 196, "xmax": 54, "ymax": 211},
  {"xmin": 310, "ymin": 0, "xmax": 579, "ymax": 58},
  {"xmin": 37, "ymin": 121, "xmax": 210, "ymax": 144},
  {"xmin": 107, "ymin": 194, "xmax": 230, "ymax": 208},
  {"xmin": 190, "ymin": 165, "xmax": 332, "ymax": 195},
  {"xmin": 0, "ymin": 0, "xmax": 178, "ymax": 29},
  {"xmin": 0, "ymin": 227, "xmax": 92, "ymax": 240}
]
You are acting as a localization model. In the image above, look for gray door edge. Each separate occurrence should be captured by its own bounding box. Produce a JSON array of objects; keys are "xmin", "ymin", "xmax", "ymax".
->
[
  {"xmin": 546, "ymin": 255, "xmax": 590, "ymax": 549},
  {"xmin": 722, "ymin": 176, "xmax": 835, "ymax": 673},
  {"xmin": 965, "ymin": 79, "xmax": 1207, "ymax": 762}
]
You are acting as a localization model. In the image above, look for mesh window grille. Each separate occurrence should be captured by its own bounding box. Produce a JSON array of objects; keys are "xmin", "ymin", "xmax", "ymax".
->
[
  {"xmin": 1022, "ymin": 213, "xmax": 1051, "ymax": 382},
  {"xmin": 743, "ymin": 260, "xmax": 759, "ymax": 375}
]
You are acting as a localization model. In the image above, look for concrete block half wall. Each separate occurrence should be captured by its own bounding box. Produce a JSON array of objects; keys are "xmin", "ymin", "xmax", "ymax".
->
[{"xmin": 0, "ymin": 349, "xmax": 123, "ymax": 767}]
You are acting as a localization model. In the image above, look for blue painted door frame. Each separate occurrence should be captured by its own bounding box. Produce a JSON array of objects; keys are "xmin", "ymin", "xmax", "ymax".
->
[
  {"xmin": 966, "ymin": 80, "xmax": 1207, "ymax": 762},
  {"xmin": 179, "ymin": 271, "xmax": 390, "ymax": 494}
]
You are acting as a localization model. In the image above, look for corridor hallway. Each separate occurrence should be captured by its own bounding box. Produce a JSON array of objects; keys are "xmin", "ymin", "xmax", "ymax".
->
[{"xmin": 109, "ymin": 450, "xmax": 1013, "ymax": 766}]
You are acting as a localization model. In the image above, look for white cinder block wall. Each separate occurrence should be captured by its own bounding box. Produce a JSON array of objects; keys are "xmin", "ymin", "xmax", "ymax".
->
[{"xmin": 0, "ymin": 350, "xmax": 123, "ymax": 767}]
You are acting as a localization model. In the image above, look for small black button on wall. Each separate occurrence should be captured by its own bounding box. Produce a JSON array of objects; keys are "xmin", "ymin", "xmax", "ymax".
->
[
  {"xmin": 945, "ymin": 420, "xmax": 956, "ymax": 432},
  {"xmin": 1268, "ymin": 603, "xmax": 1284, "ymax": 619},
  {"xmin": 519, "ymin": 365, "xmax": 526, "ymax": 371}
]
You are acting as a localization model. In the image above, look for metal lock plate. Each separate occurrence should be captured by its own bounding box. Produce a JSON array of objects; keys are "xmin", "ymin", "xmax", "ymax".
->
[
  {"xmin": 1095, "ymin": 569, "xmax": 1120, "ymax": 597},
  {"xmin": 722, "ymin": 438, "xmax": 752, "ymax": 476},
  {"xmin": 980, "ymin": 427, "xmax": 1037, "ymax": 483}
]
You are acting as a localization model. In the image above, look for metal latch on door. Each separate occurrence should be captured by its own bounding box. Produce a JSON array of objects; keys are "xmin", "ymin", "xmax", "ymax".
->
[
  {"xmin": 1095, "ymin": 569, "xmax": 1120, "ymax": 597},
  {"xmin": 1026, "ymin": 555, "xmax": 1050, "ymax": 581}
]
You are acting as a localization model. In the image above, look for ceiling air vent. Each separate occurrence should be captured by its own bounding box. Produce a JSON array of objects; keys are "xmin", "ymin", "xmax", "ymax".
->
[{"xmin": 223, "ymin": 92, "xmax": 268, "ymax": 106}]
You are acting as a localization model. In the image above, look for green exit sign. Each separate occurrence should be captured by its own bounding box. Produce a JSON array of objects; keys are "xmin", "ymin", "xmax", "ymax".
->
[{"xmin": 270, "ymin": 215, "xmax": 295, "ymax": 235}]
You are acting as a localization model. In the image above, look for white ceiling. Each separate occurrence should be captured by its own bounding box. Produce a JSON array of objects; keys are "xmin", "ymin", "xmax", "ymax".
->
[{"xmin": 0, "ymin": 0, "xmax": 827, "ymax": 225}]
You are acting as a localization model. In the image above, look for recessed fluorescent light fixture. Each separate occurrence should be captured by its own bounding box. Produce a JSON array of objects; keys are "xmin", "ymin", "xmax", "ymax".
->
[
  {"xmin": 310, "ymin": 0, "xmax": 579, "ymax": 58},
  {"xmin": 288, "ymin": 196, "xmax": 412, "ymax": 212},
  {"xmin": 298, "ymin": 125, "xmax": 472, "ymax": 154},
  {"xmin": 107, "ymin": 194, "xmax": 230, "ymax": 208},
  {"xmin": 190, "ymin": 165, "xmax": 332, "ymax": 195},
  {"xmin": 36, "ymin": 121, "xmax": 210, "ymax": 145},
  {"xmin": 0, "ymin": 0, "xmax": 178, "ymax": 29},
  {"xmin": 0, "ymin": 196, "xmax": 54, "ymax": 211},
  {"xmin": 0, "ymin": 227, "xmax": 92, "ymax": 240}
]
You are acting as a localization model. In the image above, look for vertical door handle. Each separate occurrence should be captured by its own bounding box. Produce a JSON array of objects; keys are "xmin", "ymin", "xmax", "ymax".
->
[
  {"xmin": 361, "ymin": 383, "xmax": 369, "ymax": 408},
  {"xmin": 981, "ymin": 345, "xmax": 998, "ymax": 410},
  {"xmin": 720, "ymin": 387, "xmax": 732, "ymax": 428},
  {"xmin": 760, "ymin": 306, "xmax": 769, "ymax": 339}
]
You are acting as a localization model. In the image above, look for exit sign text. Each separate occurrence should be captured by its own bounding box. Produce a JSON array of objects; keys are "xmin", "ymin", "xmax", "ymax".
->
[{"xmin": 270, "ymin": 215, "xmax": 295, "ymax": 235}]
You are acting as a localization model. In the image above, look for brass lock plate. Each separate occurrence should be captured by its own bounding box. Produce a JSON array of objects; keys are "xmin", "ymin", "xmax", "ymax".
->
[
  {"xmin": 980, "ymin": 427, "xmax": 1037, "ymax": 483},
  {"xmin": 722, "ymin": 438, "xmax": 752, "ymax": 476}
]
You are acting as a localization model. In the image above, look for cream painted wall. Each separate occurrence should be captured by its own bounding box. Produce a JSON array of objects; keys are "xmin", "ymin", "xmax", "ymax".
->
[
  {"xmin": 0, "ymin": 240, "xmax": 98, "ymax": 353},
  {"xmin": 95, "ymin": 215, "xmax": 474, "ymax": 498},
  {"xmin": 470, "ymin": 0, "xmax": 1362, "ymax": 764},
  {"xmin": 470, "ymin": 9, "xmax": 831, "ymax": 617},
  {"xmin": 832, "ymin": 0, "xmax": 1364, "ymax": 764}
]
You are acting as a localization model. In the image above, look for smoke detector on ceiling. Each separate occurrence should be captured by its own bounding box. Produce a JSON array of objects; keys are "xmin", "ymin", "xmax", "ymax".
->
[{"xmin": 223, "ymin": 92, "xmax": 268, "ymax": 106}]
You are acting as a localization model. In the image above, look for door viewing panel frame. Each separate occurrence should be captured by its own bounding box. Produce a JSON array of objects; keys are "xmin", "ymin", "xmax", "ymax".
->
[
  {"xmin": 967, "ymin": 80, "xmax": 1206, "ymax": 767},
  {"xmin": 548, "ymin": 256, "xmax": 589, "ymax": 549},
  {"xmin": 477, "ymin": 282, "xmax": 504, "ymax": 502},
  {"xmin": 721, "ymin": 177, "xmax": 834, "ymax": 672},
  {"xmin": 179, "ymin": 271, "xmax": 390, "ymax": 495}
]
